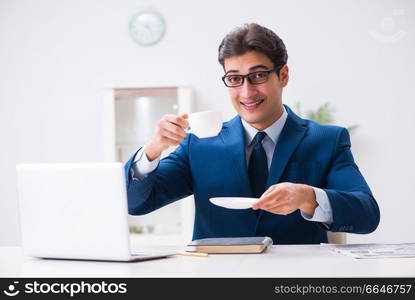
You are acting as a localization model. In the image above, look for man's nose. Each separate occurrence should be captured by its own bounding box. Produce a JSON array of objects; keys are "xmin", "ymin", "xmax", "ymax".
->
[{"xmin": 240, "ymin": 79, "xmax": 258, "ymax": 99}]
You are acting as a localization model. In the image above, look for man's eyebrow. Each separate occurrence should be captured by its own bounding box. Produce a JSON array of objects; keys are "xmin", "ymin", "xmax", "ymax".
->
[
  {"xmin": 224, "ymin": 64, "xmax": 270, "ymax": 75},
  {"xmin": 249, "ymin": 64, "xmax": 269, "ymax": 71},
  {"xmin": 225, "ymin": 69, "xmax": 239, "ymax": 75}
]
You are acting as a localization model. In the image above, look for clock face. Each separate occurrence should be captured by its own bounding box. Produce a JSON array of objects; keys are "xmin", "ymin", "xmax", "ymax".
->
[{"xmin": 129, "ymin": 11, "xmax": 166, "ymax": 46}]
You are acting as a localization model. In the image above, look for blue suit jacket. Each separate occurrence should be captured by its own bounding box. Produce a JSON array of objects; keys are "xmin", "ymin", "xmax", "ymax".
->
[{"xmin": 124, "ymin": 105, "xmax": 380, "ymax": 244}]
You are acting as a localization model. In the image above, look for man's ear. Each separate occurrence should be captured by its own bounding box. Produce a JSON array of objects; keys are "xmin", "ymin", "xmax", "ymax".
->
[{"xmin": 279, "ymin": 65, "xmax": 289, "ymax": 87}]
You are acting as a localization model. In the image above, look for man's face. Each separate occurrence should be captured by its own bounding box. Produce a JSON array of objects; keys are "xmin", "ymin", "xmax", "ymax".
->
[{"xmin": 223, "ymin": 51, "xmax": 288, "ymax": 130}]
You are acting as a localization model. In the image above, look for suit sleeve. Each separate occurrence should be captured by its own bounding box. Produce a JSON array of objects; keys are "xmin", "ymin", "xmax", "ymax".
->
[
  {"xmin": 124, "ymin": 135, "xmax": 193, "ymax": 215},
  {"xmin": 322, "ymin": 128, "xmax": 380, "ymax": 234}
]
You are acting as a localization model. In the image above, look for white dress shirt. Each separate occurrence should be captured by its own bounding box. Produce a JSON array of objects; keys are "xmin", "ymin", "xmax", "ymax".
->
[{"xmin": 132, "ymin": 107, "xmax": 333, "ymax": 224}]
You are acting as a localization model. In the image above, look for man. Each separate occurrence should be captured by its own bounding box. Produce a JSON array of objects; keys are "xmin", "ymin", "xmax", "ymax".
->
[{"xmin": 124, "ymin": 23, "xmax": 380, "ymax": 244}]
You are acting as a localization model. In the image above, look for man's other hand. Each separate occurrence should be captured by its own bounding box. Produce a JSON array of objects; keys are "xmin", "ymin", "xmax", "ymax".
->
[{"xmin": 252, "ymin": 182, "xmax": 318, "ymax": 216}]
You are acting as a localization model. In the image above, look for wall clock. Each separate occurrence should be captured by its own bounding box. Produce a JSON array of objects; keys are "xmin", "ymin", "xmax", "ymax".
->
[{"xmin": 129, "ymin": 10, "xmax": 166, "ymax": 46}]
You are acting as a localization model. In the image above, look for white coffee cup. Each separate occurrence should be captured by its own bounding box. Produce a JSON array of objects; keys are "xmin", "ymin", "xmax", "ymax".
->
[{"xmin": 188, "ymin": 111, "xmax": 223, "ymax": 138}]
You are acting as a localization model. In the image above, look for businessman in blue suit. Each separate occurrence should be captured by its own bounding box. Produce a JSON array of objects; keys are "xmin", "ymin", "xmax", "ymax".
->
[{"xmin": 125, "ymin": 23, "xmax": 380, "ymax": 244}]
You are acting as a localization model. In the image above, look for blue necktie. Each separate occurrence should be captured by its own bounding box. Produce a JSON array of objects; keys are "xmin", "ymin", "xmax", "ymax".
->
[{"xmin": 248, "ymin": 132, "xmax": 268, "ymax": 199}]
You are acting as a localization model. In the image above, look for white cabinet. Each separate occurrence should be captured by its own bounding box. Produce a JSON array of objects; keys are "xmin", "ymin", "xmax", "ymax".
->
[{"xmin": 102, "ymin": 86, "xmax": 194, "ymax": 242}]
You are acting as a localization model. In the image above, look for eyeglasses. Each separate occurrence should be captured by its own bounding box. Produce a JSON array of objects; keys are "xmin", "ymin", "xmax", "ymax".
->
[{"xmin": 221, "ymin": 66, "xmax": 283, "ymax": 88}]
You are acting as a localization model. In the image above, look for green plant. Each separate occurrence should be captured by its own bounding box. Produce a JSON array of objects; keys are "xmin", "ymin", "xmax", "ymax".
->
[{"xmin": 294, "ymin": 102, "xmax": 358, "ymax": 134}]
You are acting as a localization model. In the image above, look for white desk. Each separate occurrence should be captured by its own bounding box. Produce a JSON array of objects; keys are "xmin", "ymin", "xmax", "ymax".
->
[{"xmin": 1, "ymin": 244, "xmax": 415, "ymax": 278}]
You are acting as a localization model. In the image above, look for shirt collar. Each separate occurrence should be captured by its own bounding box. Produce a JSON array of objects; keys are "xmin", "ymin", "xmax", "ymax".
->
[{"xmin": 241, "ymin": 106, "xmax": 288, "ymax": 146}]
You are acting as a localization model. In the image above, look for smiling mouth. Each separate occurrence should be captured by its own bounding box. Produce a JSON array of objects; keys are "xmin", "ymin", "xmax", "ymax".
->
[{"xmin": 241, "ymin": 99, "xmax": 264, "ymax": 111}]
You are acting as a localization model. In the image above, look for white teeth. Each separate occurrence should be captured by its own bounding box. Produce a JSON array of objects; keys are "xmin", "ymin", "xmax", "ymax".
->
[{"xmin": 244, "ymin": 100, "xmax": 262, "ymax": 107}]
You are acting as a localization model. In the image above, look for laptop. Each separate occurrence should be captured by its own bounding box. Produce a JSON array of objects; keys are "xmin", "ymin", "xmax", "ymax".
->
[{"xmin": 16, "ymin": 162, "xmax": 176, "ymax": 262}]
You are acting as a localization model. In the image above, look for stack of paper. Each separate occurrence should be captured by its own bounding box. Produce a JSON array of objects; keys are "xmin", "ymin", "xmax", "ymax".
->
[{"xmin": 321, "ymin": 242, "xmax": 415, "ymax": 259}]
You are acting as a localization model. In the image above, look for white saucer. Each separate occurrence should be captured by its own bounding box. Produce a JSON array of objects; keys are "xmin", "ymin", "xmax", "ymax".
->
[{"xmin": 209, "ymin": 197, "xmax": 258, "ymax": 209}]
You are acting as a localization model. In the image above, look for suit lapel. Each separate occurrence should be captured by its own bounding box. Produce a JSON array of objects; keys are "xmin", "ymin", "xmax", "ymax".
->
[
  {"xmin": 266, "ymin": 107, "xmax": 307, "ymax": 188},
  {"xmin": 220, "ymin": 116, "xmax": 252, "ymax": 195},
  {"xmin": 219, "ymin": 107, "xmax": 308, "ymax": 208},
  {"xmin": 255, "ymin": 106, "xmax": 307, "ymax": 220}
]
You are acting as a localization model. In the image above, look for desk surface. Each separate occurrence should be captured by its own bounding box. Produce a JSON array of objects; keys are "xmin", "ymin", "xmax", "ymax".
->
[{"xmin": 1, "ymin": 244, "xmax": 415, "ymax": 278}]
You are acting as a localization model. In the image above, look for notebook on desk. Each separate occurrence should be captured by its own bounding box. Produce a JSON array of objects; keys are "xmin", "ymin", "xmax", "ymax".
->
[
  {"xmin": 16, "ymin": 163, "xmax": 176, "ymax": 262},
  {"xmin": 187, "ymin": 236, "xmax": 273, "ymax": 254}
]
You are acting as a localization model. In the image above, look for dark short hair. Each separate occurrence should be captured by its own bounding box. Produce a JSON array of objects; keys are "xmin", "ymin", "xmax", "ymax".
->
[{"xmin": 218, "ymin": 23, "xmax": 288, "ymax": 75}]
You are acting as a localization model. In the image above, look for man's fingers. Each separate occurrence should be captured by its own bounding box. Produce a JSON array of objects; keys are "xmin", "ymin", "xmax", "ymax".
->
[
  {"xmin": 255, "ymin": 197, "xmax": 292, "ymax": 215},
  {"xmin": 161, "ymin": 129, "xmax": 184, "ymax": 143},
  {"xmin": 165, "ymin": 114, "xmax": 189, "ymax": 129},
  {"xmin": 252, "ymin": 196, "xmax": 268, "ymax": 210},
  {"xmin": 160, "ymin": 136, "xmax": 181, "ymax": 146},
  {"xmin": 265, "ymin": 202, "xmax": 287, "ymax": 213},
  {"xmin": 257, "ymin": 197, "xmax": 282, "ymax": 211},
  {"xmin": 261, "ymin": 187, "xmax": 275, "ymax": 198},
  {"xmin": 163, "ymin": 122, "xmax": 187, "ymax": 139},
  {"xmin": 252, "ymin": 186, "xmax": 280, "ymax": 209},
  {"xmin": 252, "ymin": 192, "xmax": 278, "ymax": 210}
]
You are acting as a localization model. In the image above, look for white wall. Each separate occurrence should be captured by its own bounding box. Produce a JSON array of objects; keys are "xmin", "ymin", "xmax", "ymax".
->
[{"xmin": 1, "ymin": 0, "xmax": 414, "ymax": 245}]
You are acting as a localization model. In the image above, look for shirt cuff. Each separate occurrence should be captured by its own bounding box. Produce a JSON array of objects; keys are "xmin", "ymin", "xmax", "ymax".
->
[
  {"xmin": 301, "ymin": 187, "xmax": 333, "ymax": 225},
  {"xmin": 131, "ymin": 146, "xmax": 160, "ymax": 180}
]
